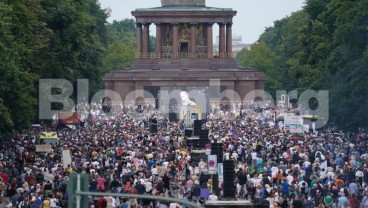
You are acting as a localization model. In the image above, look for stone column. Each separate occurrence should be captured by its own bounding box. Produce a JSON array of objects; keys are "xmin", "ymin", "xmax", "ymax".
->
[
  {"xmin": 172, "ymin": 23, "xmax": 179, "ymax": 58},
  {"xmin": 207, "ymin": 23, "xmax": 213, "ymax": 58},
  {"xmin": 143, "ymin": 23, "xmax": 150, "ymax": 59},
  {"xmin": 219, "ymin": 23, "xmax": 226, "ymax": 58},
  {"xmin": 190, "ymin": 23, "xmax": 197, "ymax": 58},
  {"xmin": 155, "ymin": 23, "xmax": 162, "ymax": 59},
  {"xmin": 226, "ymin": 23, "xmax": 233, "ymax": 59},
  {"xmin": 136, "ymin": 23, "xmax": 142, "ymax": 58}
]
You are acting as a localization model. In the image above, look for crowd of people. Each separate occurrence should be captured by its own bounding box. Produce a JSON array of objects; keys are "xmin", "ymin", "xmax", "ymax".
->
[{"xmin": 0, "ymin": 101, "xmax": 368, "ymax": 208}]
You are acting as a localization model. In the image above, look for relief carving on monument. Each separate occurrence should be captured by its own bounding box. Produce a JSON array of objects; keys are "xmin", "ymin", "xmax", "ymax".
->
[
  {"xmin": 196, "ymin": 24, "xmax": 207, "ymax": 46},
  {"xmin": 179, "ymin": 23, "xmax": 191, "ymax": 42},
  {"xmin": 162, "ymin": 24, "xmax": 173, "ymax": 46}
]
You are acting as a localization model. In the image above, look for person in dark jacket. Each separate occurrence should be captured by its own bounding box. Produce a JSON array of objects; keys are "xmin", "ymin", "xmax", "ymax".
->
[
  {"xmin": 135, "ymin": 181, "xmax": 146, "ymax": 195},
  {"xmin": 135, "ymin": 181, "xmax": 146, "ymax": 205},
  {"xmin": 191, "ymin": 181, "xmax": 201, "ymax": 201}
]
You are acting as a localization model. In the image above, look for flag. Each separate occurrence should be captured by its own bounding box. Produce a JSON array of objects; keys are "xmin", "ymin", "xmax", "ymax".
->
[{"xmin": 320, "ymin": 160, "xmax": 328, "ymax": 173}]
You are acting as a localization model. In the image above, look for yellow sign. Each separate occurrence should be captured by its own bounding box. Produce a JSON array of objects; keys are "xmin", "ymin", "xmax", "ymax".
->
[
  {"xmin": 195, "ymin": 105, "xmax": 201, "ymax": 114},
  {"xmin": 40, "ymin": 132, "xmax": 58, "ymax": 139}
]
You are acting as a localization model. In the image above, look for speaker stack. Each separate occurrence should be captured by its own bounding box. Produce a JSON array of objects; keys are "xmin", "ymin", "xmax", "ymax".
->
[
  {"xmin": 168, "ymin": 112, "xmax": 178, "ymax": 122},
  {"xmin": 185, "ymin": 128, "xmax": 193, "ymax": 137},
  {"xmin": 149, "ymin": 119, "xmax": 158, "ymax": 133},
  {"xmin": 222, "ymin": 160, "xmax": 236, "ymax": 199},
  {"xmin": 193, "ymin": 120, "xmax": 201, "ymax": 136},
  {"xmin": 199, "ymin": 129, "xmax": 209, "ymax": 148},
  {"xmin": 210, "ymin": 142, "xmax": 223, "ymax": 163}
]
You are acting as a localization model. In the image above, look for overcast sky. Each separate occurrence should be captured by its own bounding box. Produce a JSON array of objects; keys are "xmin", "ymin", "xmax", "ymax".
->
[{"xmin": 99, "ymin": 0, "xmax": 306, "ymax": 43}]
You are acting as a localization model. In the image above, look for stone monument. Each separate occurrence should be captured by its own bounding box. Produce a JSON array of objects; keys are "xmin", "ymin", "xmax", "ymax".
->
[{"xmin": 103, "ymin": 0, "xmax": 266, "ymax": 108}]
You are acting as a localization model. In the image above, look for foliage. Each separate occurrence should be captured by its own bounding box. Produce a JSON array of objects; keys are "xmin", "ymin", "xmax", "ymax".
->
[
  {"xmin": 0, "ymin": 0, "xmax": 47, "ymax": 137},
  {"xmin": 102, "ymin": 41, "xmax": 135, "ymax": 72},
  {"xmin": 103, "ymin": 19, "xmax": 137, "ymax": 73},
  {"xmin": 236, "ymin": 43, "xmax": 280, "ymax": 94},
  {"xmin": 236, "ymin": 0, "xmax": 368, "ymax": 131}
]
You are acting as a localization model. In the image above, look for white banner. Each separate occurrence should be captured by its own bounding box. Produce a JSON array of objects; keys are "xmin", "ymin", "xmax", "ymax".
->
[
  {"xmin": 208, "ymin": 155, "xmax": 217, "ymax": 174},
  {"xmin": 62, "ymin": 149, "xmax": 72, "ymax": 169},
  {"xmin": 284, "ymin": 116, "xmax": 303, "ymax": 133}
]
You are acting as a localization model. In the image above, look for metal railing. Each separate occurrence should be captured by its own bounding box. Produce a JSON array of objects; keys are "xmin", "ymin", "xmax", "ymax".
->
[
  {"xmin": 76, "ymin": 191, "xmax": 203, "ymax": 208},
  {"xmin": 71, "ymin": 174, "xmax": 203, "ymax": 208}
]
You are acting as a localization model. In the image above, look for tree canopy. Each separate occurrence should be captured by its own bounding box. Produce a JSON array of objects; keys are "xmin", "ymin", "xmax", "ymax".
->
[
  {"xmin": 236, "ymin": 0, "xmax": 368, "ymax": 131},
  {"xmin": 0, "ymin": 1, "xmax": 137, "ymax": 138}
]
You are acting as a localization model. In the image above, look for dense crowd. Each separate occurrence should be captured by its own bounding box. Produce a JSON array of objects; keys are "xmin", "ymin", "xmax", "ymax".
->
[{"xmin": 0, "ymin": 102, "xmax": 368, "ymax": 208}]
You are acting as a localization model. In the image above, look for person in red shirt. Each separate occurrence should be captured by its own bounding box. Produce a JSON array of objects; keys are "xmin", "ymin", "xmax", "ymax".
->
[
  {"xmin": 349, "ymin": 194, "xmax": 356, "ymax": 208},
  {"xmin": 97, "ymin": 196, "xmax": 107, "ymax": 208},
  {"xmin": 97, "ymin": 176, "xmax": 106, "ymax": 192},
  {"xmin": 1, "ymin": 172, "xmax": 9, "ymax": 184}
]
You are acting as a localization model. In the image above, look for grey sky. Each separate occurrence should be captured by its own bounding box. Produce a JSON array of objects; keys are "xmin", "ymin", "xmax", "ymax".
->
[{"xmin": 99, "ymin": 0, "xmax": 305, "ymax": 43}]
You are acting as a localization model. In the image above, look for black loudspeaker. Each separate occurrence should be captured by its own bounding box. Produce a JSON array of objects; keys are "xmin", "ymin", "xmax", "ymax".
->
[
  {"xmin": 149, "ymin": 119, "xmax": 157, "ymax": 133},
  {"xmin": 199, "ymin": 174, "xmax": 212, "ymax": 187},
  {"xmin": 212, "ymin": 174, "xmax": 219, "ymax": 196},
  {"xmin": 193, "ymin": 120, "xmax": 201, "ymax": 136},
  {"xmin": 201, "ymin": 119, "xmax": 207, "ymax": 126},
  {"xmin": 223, "ymin": 160, "xmax": 236, "ymax": 198},
  {"xmin": 185, "ymin": 128, "xmax": 193, "ymax": 137},
  {"xmin": 186, "ymin": 137, "xmax": 201, "ymax": 148},
  {"xmin": 210, "ymin": 142, "xmax": 223, "ymax": 163},
  {"xmin": 169, "ymin": 113, "xmax": 178, "ymax": 122},
  {"xmin": 199, "ymin": 129, "xmax": 209, "ymax": 139},
  {"xmin": 199, "ymin": 129, "xmax": 209, "ymax": 148}
]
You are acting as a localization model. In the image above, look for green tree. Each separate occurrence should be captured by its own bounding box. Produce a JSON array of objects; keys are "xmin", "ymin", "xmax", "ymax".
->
[
  {"xmin": 41, "ymin": 0, "xmax": 108, "ymax": 95},
  {"xmin": 236, "ymin": 43, "xmax": 281, "ymax": 95},
  {"xmin": 103, "ymin": 19, "xmax": 137, "ymax": 73},
  {"xmin": 102, "ymin": 41, "xmax": 135, "ymax": 72},
  {"xmin": 0, "ymin": 0, "xmax": 47, "ymax": 137}
]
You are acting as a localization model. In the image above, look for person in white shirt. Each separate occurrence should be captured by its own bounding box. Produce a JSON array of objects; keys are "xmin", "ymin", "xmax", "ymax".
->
[
  {"xmin": 162, "ymin": 161, "xmax": 169, "ymax": 169},
  {"xmin": 208, "ymin": 193, "xmax": 218, "ymax": 201},
  {"xmin": 50, "ymin": 196, "xmax": 58, "ymax": 208},
  {"xmin": 224, "ymin": 152, "xmax": 230, "ymax": 161},
  {"xmin": 250, "ymin": 175, "xmax": 262, "ymax": 187},
  {"xmin": 169, "ymin": 202, "xmax": 182, "ymax": 208},
  {"xmin": 198, "ymin": 159, "xmax": 206, "ymax": 173},
  {"xmin": 145, "ymin": 179, "xmax": 153, "ymax": 193},
  {"xmin": 286, "ymin": 174, "xmax": 294, "ymax": 185}
]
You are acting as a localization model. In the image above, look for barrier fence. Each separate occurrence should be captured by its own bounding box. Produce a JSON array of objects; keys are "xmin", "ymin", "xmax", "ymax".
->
[{"xmin": 68, "ymin": 173, "xmax": 203, "ymax": 208}]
